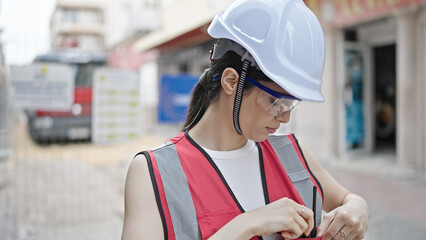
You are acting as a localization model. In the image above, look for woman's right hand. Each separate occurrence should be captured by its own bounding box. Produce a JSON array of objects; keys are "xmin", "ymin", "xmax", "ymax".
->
[
  {"xmin": 208, "ymin": 197, "xmax": 314, "ymax": 240},
  {"xmin": 244, "ymin": 197, "xmax": 314, "ymax": 239}
]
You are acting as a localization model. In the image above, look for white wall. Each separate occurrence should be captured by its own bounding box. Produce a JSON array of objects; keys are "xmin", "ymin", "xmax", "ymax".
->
[
  {"xmin": 417, "ymin": 8, "xmax": 426, "ymax": 172},
  {"xmin": 139, "ymin": 60, "xmax": 159, "ymax": 127},
  {"xmin": 104, "ymin": 0, "xmax": 159, "ymax": 49},
  {"xmin": 103, "ymin": 0, "xmax": 128, "ymax": 48},
  {"xmin": 395, "ymin": 9, "xmax": 419, "ymax": 169}
]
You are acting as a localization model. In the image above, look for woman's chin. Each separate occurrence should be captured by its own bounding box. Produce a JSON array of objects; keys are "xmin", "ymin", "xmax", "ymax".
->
[{"xmin": 245, "ymin": 132, "xmax": 269, "ymax": 142}]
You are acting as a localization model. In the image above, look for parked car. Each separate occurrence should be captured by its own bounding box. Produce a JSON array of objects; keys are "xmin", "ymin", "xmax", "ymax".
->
[{"xmin": 26, "ymin": 50, "xmax": 107, "ymax": 144}]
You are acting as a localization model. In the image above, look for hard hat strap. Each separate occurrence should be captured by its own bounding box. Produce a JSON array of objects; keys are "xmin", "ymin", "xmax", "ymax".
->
[{"xmin": 233, "ymin": 59, "xmax": 250, "ymax": 135}]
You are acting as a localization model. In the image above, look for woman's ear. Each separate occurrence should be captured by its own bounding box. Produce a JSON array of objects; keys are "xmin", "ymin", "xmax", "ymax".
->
[{"xmin": 221, "ymin": 68, "xmax": 239, "ymax": 95}]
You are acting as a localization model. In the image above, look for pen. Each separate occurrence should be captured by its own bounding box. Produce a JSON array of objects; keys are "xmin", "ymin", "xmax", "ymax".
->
[{"xmin": 310, "ymin": 186, "xmax": 317, "ymax": 238}]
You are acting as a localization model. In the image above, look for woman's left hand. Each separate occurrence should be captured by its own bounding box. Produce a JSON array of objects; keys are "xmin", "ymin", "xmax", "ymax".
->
[{"xmin": 317, "ymin": 194, "xmax": 369, "ymax": 240}]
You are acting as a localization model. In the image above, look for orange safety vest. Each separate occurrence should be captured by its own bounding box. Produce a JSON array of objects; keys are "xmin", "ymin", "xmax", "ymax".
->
[{"xmin": 139, "ymin": 132, "xmax": 323, "ymax": 240}]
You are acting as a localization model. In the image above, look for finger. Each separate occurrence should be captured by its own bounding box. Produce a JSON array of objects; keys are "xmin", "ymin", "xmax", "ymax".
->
[
  {"xmin": 280, "ymin": 223, "xmax": 304, "ymax": 240},
  {"xmin": 281, "ymin": 229, "xmax": 302, "ymax": 240},
  {"xmin": 338, "ymin": 226, "xmax": 352, "ymax": 240},
  {"xmin": 293, "ymin": 211, "xmax": 309, "ymax": 236},
  {"xmin": 317, "ymin": 210, "xmax": 336, "ymax": 237},
  {"xmin": 281, "ymin": 211, "xmax": 306, "ymax": 239},
  {"xmin": 304, "ymin": 209, "xmax": 314, "ymax": 236},
  {"xmin": 342, "ymin": 224, "xmax": 366, "ymax": 240},
  {"xmin": 320, "ymin": 214, "xmax": 345, "ymax": 240},
  {"xmin": 297, "ymin": 207, "xmax": 314, "ymax": 236}
]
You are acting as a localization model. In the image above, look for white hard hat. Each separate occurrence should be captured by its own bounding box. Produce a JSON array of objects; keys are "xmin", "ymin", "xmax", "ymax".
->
[{"xmin": 208, "ymin": 0, "xmax": 326, "ymax": 102}]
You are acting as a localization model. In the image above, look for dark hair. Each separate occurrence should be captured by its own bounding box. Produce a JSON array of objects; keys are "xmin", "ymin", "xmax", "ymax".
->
[{"xmin": 182, "ymin": 45, "xmax": 272, "ymax": 132}]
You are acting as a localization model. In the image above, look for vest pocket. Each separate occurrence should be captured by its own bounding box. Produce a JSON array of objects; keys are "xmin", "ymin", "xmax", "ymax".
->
[
  {"xmin": 197, "ymin": 208, "xmax": 239, "ymax": 239},
  {"xmin": 288, "ymin": 170, "xmax": 310, "ymax": 183}
]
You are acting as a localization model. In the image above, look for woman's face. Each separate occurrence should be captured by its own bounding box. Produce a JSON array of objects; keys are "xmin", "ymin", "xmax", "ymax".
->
[{"xmin": 239, "ymin": 80, "xmax": 292, "ymax": 142}]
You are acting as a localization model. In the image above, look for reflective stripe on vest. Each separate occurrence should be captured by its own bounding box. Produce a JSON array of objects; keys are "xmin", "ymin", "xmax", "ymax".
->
[
  {"xmin": 268, "ymin": 135, "xmax": 323, "ymax": 225},
  {"xmin": 152, "ymin": 142, "xmax": 201, "ymax": 239},
  {"xmin": 149, "ymin": 134, "xmax": 323, "ymax": 240}
]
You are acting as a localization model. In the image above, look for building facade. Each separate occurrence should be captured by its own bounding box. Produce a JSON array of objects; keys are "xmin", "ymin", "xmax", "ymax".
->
[
  {"xmin": 103, "ymin": 0, "xmax": 159, "ymax": 49},
  {"xmin": 50, "ymin": 0, "xmax": 105, "ymax": 51},
  {"xmin": 302, "ymin": 0, "xmax": 426, "ymax": 174},
  {"xmin": 0, "ymin": 34, "xmax": 11, "ymax": 159},
  {"xmin": 123, "ymin": 0, "xmax": 426, "ymax": 174},
  {"xmin": 0, "ymin": 1, "xmax": 13, "ymax": 183}
]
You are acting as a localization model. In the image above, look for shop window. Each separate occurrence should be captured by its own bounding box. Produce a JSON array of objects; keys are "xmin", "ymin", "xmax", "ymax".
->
[
  {"xmin": 179, "ymin": 63, "xmax": 189, "ymax": 73},
  {"xmin": 344, "ymin": 29, "xmax": 358, "ymax": 42}
]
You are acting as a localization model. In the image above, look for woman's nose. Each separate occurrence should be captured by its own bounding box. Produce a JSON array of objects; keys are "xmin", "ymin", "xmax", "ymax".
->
[{"xmin": 275, "ymin": 110, "xmax": 291, "ymax": 123}]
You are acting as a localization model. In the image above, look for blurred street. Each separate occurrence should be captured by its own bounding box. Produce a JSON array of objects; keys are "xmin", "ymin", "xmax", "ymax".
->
[
  {"xmin": 0, "ymin": 115, "xmax": 425, "ymax": 240},
  {"xmin": 324, "ymin": 159, "xmax": 426, "ymax": 239},
  {"xmin": 0, "ymin": 115, "xmax": 173, "ymax": 240}
]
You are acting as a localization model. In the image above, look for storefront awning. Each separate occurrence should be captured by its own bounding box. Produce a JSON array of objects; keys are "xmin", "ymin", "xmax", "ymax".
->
[{"xmin": 132, "ymin": 20, "xmax": 212, "ymax": 53}]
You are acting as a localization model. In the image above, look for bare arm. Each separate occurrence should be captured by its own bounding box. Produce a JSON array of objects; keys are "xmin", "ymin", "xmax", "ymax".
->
[
  {"xmin": 121, "ymin": 154, "xmax": 164, "ymax": 240},
  {"xmin": 300, "ymin": 143, "xmax": 369, "ymax": 240}
]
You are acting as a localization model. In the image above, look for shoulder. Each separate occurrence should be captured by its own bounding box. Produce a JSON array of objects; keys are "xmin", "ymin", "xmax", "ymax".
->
[
  {"xmin": 293, "ymin": 138, "xmax": 351, "ymax": 211},
  {"xmin": 124, "ymin": 152, "xmax": 155, "ymax": 205},
  {"xmin": 269, "ymin": 134, "xmax": 322, "ymax": 174},
  {"xmin": 122, "ymin": 153, "xmax": 164, "ymax": 239},
  {"xmin": 267, "ymin": 134, "xmax": 319, "ymax": 174},
  {"xmin": 125, "ymin": 153, "xmax": 152, "ymax": 204},
  {"xmin": 292, "ymin": 138, "xmax": 320, "ymax": 171}
]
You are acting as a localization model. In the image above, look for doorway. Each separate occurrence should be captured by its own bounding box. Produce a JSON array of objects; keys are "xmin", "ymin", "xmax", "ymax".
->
[{"xmin": 373, "ymin": 44, "xmax": 396, "ymax": 151}]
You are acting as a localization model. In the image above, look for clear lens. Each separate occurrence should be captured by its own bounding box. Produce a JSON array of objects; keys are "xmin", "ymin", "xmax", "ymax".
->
[{"xmin": 257, "ymin": 91, "xmax": 299, "ymax": 117}]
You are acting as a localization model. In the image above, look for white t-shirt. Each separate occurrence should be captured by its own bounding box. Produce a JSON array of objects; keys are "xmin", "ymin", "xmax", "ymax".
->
[{"xmin": 202, "ymin": 140, "xmax": 281, "ymax": 240}]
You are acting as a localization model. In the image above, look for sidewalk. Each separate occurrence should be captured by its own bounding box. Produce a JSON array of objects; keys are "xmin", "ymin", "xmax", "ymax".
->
[
  {"xmin": 321, "ymin": 154, "xmax": 426, "ymax": 240},
  {"xmin": 0, "ymin": 121, "xmax": 168, "ymax": 240}
]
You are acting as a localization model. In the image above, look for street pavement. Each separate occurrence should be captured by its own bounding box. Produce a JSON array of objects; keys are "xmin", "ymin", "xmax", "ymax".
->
[
  {"xmin": 1, "ymin": 122, "xmax": 425, "ymax": 240},
  {"xmin": 323, "ymin": 157, "xmax": 426, "ymax": 240},
  {"xmin": 0, "ymin": 121, "xmax": 166, "ymax": 240}
]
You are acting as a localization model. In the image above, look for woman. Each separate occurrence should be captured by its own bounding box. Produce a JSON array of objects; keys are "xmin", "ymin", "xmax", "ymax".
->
[{"xmin": 122, "ymin": 0, "xmax": 369, "ymax": 240}]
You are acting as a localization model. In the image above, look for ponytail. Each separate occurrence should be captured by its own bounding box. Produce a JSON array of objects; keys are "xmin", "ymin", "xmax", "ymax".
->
[{"xmin": 182, "ymin": 69, "xmax": 213, "ymax": 131}]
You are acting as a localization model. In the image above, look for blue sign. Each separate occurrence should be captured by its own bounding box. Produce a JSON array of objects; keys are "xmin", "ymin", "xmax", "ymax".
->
[{"xmin": 158, "ymin": 74, "xmax": 199, "ymax": 123}]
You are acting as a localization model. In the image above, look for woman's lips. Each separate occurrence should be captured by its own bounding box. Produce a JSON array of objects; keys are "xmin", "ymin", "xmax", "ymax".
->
[{"xmin": 267, "ymin": 127, "xmax": 277, "ymax": 134}]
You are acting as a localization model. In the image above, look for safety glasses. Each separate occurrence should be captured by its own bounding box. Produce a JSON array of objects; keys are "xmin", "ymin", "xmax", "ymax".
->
[{"xmin": 245, "ymin": 77, "xmax": 301, "ymax": 117}]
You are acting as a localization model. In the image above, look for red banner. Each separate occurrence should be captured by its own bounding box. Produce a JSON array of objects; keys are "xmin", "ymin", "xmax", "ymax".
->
[{"xmin": 304, "ymin": 0, "xmax": 426, "ymax": 27}]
